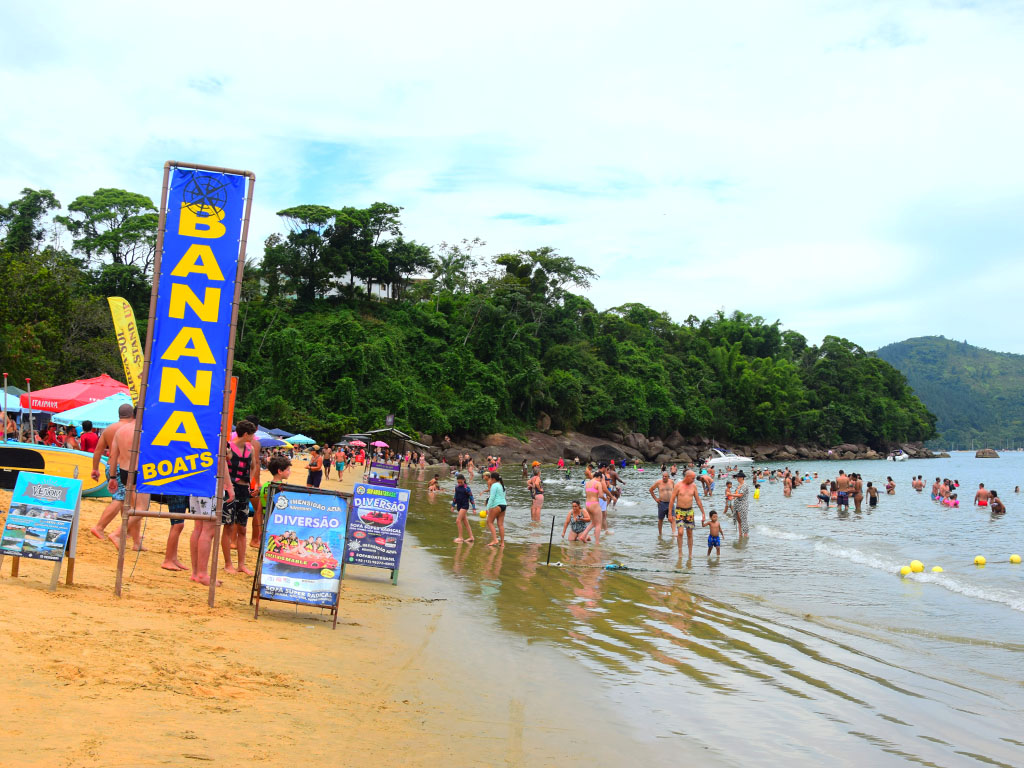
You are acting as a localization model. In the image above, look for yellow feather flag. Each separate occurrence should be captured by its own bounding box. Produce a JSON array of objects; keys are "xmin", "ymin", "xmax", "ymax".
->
[{"xmin": 107, "ymin": 297, "xmax": 144, "ymax": 405}]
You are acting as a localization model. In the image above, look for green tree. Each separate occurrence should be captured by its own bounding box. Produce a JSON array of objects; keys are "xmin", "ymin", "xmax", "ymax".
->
[
  {"xmin": 55, "ymin": 188, "xmax": 158, "ymax": 272},
  {"xmin": 0, "ymin": 188, "xmax": 60, "ymax": 255}
]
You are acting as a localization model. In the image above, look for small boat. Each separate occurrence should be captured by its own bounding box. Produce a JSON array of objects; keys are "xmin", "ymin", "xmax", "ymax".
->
[
  {"xmin": 360, "ymin": 510, "xmax": 395, "ymax": 526},
  {"xmin": 264, "ymin": 549, "xmax": 338, "ymax": 570},
  {"xmin": 0, "ymin": 443, "xmax": 110, "ymax": 497},
  {"xmin": 886, "ymin": 450, "xmax": 909, "ymax": 462},
  {"xmin": 703, "ymin": 447, "xmax": 754, "ymax": 467}
]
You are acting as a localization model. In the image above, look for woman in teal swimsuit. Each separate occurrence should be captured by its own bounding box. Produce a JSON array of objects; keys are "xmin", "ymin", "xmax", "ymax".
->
[{"xmin": 485, "ymin": 473, "xmax": 507, "ymax": 547}]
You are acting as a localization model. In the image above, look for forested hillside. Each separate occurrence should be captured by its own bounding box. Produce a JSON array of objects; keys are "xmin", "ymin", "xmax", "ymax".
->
[
  {"xmin": 1, "ymin": 186, "xmax": 936, "ymax": 447},
  {"xmin": 875, "ymin": 336, "xmax": 1024, "ymax": 448}
]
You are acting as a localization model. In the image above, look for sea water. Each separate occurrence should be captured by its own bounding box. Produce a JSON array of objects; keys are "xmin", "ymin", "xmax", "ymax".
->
[{"xmin": 404, "ymin": 454, "xmax": 1024, "ymax": 766}]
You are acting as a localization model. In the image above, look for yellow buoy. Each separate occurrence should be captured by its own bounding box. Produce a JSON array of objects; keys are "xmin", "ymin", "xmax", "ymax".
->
[
  {"xmin": 899, "ymin": 565, "xmax": 912, "ymax": 576},
  {"xmin": 1010, "ymin": 554, "xmax": 1021, "ymax": 564},
  {"xmin": 479, "ymin": 510, "xmax": 487, "ymax": 518},
  {"xmin": 910, "ymin": 560, "xmax": 924, "ymax": 573},
  {"xmin": 974, "ymin": 555, "xmax": 986, "ymax": 566},
  {"xmin": 931, "ymin": 566, "xmax": 943, "ymax": 573}
]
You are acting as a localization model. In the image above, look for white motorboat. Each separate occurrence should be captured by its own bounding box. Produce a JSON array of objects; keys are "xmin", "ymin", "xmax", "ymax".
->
[
  {"xmin": 703, "ymin": 447, "xmax": 755, "ymax": 467},
  {"xmin": 886, "ymin": 450, "xmax": 909, "ymax": 462}
]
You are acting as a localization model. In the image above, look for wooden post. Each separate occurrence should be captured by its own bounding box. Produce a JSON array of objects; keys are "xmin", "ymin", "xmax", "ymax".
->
[{"xmin": 114, "ymin": 162, "xmax": 170, "ymax": 599}]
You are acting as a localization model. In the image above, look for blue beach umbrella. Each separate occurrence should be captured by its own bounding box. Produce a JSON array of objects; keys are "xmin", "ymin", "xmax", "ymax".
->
[
  {"xmin": 267, "ymin": 427, "xmax": 294, "ymax": 437},
  {"xmin": 288, "ymin": 433, "xmax": 316, "ymax": 445},
  {"xmin": 254, "ymin": 430, "xmax": 289, "ymax": 448},
  {"xmin": 2, "ymin": 392, "xmax": 22, "ymax": 413},
  {"xmin": 51, "ymin": 392, "xmax": 133, "ymax": 430}
]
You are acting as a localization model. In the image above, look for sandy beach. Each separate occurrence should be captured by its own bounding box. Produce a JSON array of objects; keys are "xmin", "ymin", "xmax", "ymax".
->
[{"xmin": 0, "ymin": 465, "xmax": 687, "ymax": 768}]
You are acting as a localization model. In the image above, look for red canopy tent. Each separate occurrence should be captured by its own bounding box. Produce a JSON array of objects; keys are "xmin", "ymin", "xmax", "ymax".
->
[{"xmin": 20, "ymin": 374, "xmax": 130, "ymax": 413}]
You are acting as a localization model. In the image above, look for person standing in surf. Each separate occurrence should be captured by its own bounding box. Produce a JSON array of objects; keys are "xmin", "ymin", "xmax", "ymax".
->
[
  {"xmin": 485, "ymin": 472, "xmax": 507, "ymax": 547},
  {"xmin": 581, "ymin": 466, "xmax": 604, "ymax": 545},
  {"xmin": 669, "ymin": 470, "xmax": 705, "ymax": 559},
  {"xmin": 527, "ymin": 467, "xmax": 544, "ymax": 522},
  {"xmin": 648, "ymin": 470, "xmax": 674, "ymax": 536},
  {"xmin": 836, "ymin": 470, "xmax": 851, "ymax": 512},
  {"xmin": 727, "ymin": 470, "xmax": 750, "ymax": 538}
]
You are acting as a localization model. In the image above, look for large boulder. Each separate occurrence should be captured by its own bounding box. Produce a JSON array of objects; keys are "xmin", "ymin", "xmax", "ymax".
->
[
  {"xmin": 664, "ymin": 430, "xmax": 686, "ymax": 450},
  {"xmin": 834, "ymin": 443, "xmax": 859, "ymax": 454},
  {"xmin": 419, "ymin": 434, "xmax": 433, "ymax": 446},
  {"xmin": 483, "ymin": 433, "xmax": 524, "ymax": 450},
  {"xmin": 624, "ymin": 432, "xmax": 641, "ymax": 450},
  {"xmin": 591, "ymin": 443, "xmax": 628, "ymax": 463},
  {"xmin": 975, "ymin": 448, "xmax": 1000, "ymax": 458},
  {"xmin": 536, "ymin": 412, "xmax": 552, "ymax": 432},
  {"xmin": 643, "ymin": 439, "xmax": 664, "ymax": 460}
]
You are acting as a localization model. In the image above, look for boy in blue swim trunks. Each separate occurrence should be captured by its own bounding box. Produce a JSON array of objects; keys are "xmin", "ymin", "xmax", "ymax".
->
[{"xmin": 704, "ymin": 510, "xmax": 723, "ymax": 556}]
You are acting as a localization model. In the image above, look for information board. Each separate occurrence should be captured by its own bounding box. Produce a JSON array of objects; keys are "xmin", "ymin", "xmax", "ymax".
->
[
  {"xmin": 254, "ymin": 484, "xmax": 348, "ymax": 623},
  {"xmin": 343, "ymin": 483, "xmax": 410, "ymax": 584},
  {"xmin": 366, "ymin": 460, "xmax": 401, "ymax": 488},
  {"xmin": 0, "ymin": 472, "xmax": 82, "ymax": 589}
]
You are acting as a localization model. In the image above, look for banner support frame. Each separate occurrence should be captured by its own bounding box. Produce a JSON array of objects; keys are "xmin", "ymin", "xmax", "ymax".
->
[{"xmin": 114, "ymin": 161, "xmax": 256, "ymax": 608}]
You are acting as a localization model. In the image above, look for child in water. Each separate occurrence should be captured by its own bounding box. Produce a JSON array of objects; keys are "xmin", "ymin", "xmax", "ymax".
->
[
  {"xmin": 867, "ymin": 482, "xmax": 878, "ymax": 508},
  {"xmin": 427, "ymin": 475, "xmax": 440, "ymax": 492},
  {"xmin": 704, "ymin": 511, "xmax": 723, "ymax": 556}
]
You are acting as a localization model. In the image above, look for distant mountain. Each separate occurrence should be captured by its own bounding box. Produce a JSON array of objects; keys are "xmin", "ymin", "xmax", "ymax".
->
[{"xmin": 875, "ymin": 336, "xmax": 1024, "ymax": 449}]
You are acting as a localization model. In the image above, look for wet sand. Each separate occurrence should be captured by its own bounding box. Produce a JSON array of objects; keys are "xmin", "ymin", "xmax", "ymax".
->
[{"xmin": 0, "ymin": 464, "xmax": 697, "ymax": 767}]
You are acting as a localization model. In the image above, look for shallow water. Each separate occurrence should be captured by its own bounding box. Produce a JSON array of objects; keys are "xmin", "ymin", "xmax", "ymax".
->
[{"xmin": 404, "ymin": 454, "xmax": 1024, "ymax": 766}]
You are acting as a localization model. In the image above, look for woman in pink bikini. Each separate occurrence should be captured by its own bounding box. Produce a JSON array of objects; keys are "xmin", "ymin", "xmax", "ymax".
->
[{"xmin": 582, "ymin": 467, "xmax": 603, "ymax": 544}]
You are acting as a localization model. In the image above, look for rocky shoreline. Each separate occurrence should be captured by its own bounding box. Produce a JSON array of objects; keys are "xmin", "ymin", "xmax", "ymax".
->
[{"xmin": 415, "ymin": 430, "xmax": 945, "ymax": 467}]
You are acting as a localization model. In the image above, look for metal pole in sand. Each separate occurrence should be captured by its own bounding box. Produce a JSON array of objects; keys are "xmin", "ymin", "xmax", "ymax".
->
[{"xmin": 546, "ymin": 514, "xmax": 555, "ymax": 565}]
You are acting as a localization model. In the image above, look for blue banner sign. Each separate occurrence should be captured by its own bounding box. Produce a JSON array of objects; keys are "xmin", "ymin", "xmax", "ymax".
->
[
  {"xmin": 259, "ymin": 487, "xmax": 347, "ymax": 606},
  {"xmin": 136, "ymin": 169, "xmax": 247, "ymax": 496},
  {"xmin": 0, "ymin": 472, "xmax": 82, "ymax": 563},
  {"xmin": 345, "ymin": 483, "xmax": 409, "ymax": 572}
]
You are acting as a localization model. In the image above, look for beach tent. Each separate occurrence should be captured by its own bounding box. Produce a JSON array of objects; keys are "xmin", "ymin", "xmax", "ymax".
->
[
  {"xmin": 51, "ymin": 392, "xmax": 133, "ymax": 430},
  {"xmin": 288, "ymin": 433, "xmax": 316, "ymax": 445},
  {"xmin": 20, "ymin": 374, "xmax": 129, "ymax": 413}
]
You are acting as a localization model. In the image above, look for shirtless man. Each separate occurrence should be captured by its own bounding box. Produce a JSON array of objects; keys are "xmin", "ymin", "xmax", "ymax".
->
[
  {"xmin": 649, "ymin": 471, "xmax": 674, "ymax": 536},
  {"xmin": 89, "ymin": 404, "xmax": 137, "ymax": 542},
  {"xmin": 974, "ymin": 483, "xmax": 991, "ymax": 507},
  {"xmin": 106, "ymin": 410, "xmax": 148, "ymax": 551},
  {"xmin": 669, "ymin": 470, "xmax": 706, "ymax": 559},
  {"xmin": 931, "ymin": 477, "xmax": 941, "ymax": 499},
  {"xmin": 835, "ymin": 470, "xmax": 851, "ymax": 513},
  {"xmin": 606, "ymin": 465, "xmax": 624, "ymax": 507}
]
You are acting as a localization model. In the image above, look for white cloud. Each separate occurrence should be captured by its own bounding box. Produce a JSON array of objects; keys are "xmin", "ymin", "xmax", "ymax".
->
[{"xmin": 1, "ymin": 1, "xmax": 1023, "ymax": 350}]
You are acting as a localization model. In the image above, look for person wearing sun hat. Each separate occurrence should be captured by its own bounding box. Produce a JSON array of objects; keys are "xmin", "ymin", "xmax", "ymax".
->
[
  {"xmin": 726, "ymin": 470, "xmax": 750, "ymax": 538},
  {"xmin": 306, "ymin": 445, "xmax": 324, "ymax": 488}
]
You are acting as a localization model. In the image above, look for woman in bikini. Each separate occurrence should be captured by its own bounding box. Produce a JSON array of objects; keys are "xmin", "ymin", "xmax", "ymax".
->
[
  {"xmin": 581, "ymin": 467, "xmax": 603, "ymax": 544},
  {"xmin": 562, "ymin": 500, "xmax": 590, "ymax": 542},
  {"xmin": 527, "ymin": 468, "xmax": 544, "ymax": 522}
]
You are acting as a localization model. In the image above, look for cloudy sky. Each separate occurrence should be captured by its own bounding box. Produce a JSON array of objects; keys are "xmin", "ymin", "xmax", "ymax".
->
[{"xmin": 2, "ymin": 1, "xmax": 1023, "ymax": 352}]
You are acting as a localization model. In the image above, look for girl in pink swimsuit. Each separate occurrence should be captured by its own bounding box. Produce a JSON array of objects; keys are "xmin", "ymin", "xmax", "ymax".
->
[{"xmin": 583, "ymin": 470, "xmax": 603, "ymax": 544}]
